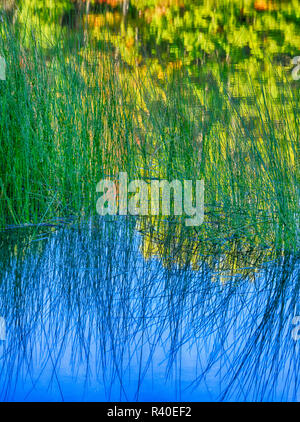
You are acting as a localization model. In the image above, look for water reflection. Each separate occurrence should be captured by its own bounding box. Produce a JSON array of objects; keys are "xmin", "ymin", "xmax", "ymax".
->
[
  {"xmin": 7, "ymin": 1, "xmax": 300, "ymax": 75},
  {"xmin": 0, "ymin": 217, "xmax": 299, "ymax": 401}
]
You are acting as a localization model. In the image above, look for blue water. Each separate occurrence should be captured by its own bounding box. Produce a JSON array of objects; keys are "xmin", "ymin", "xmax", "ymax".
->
[{"xmin": 0, "ymin": 218, "xmax": 299, "ymax": 401}]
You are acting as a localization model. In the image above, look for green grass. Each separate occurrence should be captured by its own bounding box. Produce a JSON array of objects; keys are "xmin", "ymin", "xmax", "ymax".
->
[{"xmin": 0, "ymin": 19, "xmax": 299, "ymax": 252}]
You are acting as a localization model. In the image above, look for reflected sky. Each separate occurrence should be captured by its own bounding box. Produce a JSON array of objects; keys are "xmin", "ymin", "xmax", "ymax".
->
[
  {"xmin": 0, "ymin": 0, "xmax": 299, "ymax": 403},
  {"xmin": 0, "ymin": 217, "xmax": 299, "ymax": 401}
]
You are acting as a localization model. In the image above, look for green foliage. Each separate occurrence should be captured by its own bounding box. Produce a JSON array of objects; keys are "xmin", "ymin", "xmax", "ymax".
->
[{"xmin": 0, "ymin": 2, "xmax": 299, "ymax": 252}]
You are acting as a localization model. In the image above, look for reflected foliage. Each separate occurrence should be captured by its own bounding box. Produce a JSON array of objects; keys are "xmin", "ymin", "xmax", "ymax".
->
[{"xmin": 0, "ymin": 218, "xmax": 299, "ymax": 401}]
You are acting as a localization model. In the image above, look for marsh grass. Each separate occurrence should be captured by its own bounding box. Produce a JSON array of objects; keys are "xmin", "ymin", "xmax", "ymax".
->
[
  {"xmin": 0, "ymin": 217, "xmax": 298, "ymax": 401},
  {"xmin": 0, "ymin": 16, "xmax": 299, "ymax": 252}
]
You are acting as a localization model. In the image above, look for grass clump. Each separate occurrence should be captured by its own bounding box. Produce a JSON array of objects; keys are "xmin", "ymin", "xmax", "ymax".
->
[{"xmin": 0, "ymin": 17, "xmax": 299, "ymax": 252}]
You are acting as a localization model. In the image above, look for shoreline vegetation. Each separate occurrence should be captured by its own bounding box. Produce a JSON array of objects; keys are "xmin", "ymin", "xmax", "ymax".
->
[
  {"xmin": 0, "ymin": 4, "xmax": 299, "ymax": 254},
  {"xmin": 0, "ymin": 1, "xmax": 299, "ymax": 402}
]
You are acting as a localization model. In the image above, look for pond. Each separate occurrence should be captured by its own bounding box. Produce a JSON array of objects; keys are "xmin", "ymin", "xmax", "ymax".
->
[
  {"xmin": 0, "ymin": 0, "xmax": 299, "ymax": 403},
  {"xmin": 0, "ymin": 217, "xmax": 299, "ymax": 401}
]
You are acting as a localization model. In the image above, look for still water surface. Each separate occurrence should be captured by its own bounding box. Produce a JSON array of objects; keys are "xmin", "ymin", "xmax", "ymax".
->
[{"xmin": 0, "ymin": 217, "xmax": 299, "ymax": 401}]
